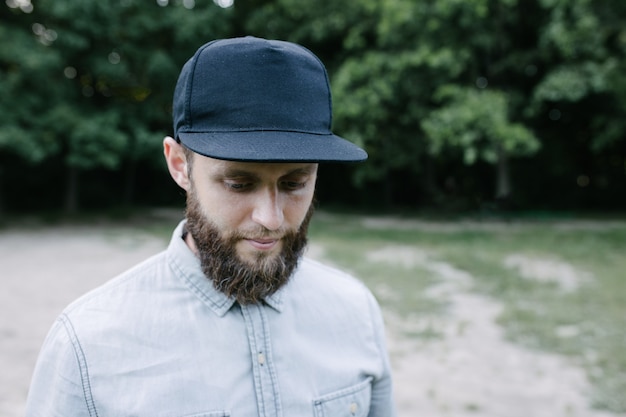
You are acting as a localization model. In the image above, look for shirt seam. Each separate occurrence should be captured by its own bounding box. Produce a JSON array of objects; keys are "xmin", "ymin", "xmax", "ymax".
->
[
  {"xmin": 365, "ymin": 290, "xmax": 385, "ymax": 373},
  {"xmin": 241, "ymin": 306, "xmax": 265, "ymax": 416},
  {"xmin": 260, "ymin": 306, "xmax": 283, "ymax": 416},
  {"xmin": 59, "ymin": 314, "xmax": 99, "ymax": 417}
]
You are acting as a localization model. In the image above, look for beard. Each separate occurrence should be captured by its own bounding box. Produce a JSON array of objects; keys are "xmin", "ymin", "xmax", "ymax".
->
[{"xmin": 184, "ymin": 186, "xmax": 314, "ymax": 305}]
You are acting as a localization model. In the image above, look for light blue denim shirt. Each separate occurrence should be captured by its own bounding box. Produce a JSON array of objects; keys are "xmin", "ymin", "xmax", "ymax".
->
[{"xmin": 26, "ymin": 221, "xmax": 397, "ymax": 417}]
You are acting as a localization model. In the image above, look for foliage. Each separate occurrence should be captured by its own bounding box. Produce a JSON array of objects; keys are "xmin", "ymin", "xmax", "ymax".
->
[
  {"xmin": 422, "ymin": 85, "xmax": 540, "ymax": 166},
  {"xmin": 0, "ymin": 15, "xmax": 61, "ymax": 163},
  {"xmin": 1, "ymin": 0, "xmax": 233, "ymax": 211},
  {"xmin": 1, "ymin": 0, "xmax": 625, "ymax": 212}
]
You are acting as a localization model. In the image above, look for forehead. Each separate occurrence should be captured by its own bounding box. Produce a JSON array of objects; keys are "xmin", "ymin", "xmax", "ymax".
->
[{"xmin": 195, "ymin": 154, "xmax": 318, "ymax": 177}]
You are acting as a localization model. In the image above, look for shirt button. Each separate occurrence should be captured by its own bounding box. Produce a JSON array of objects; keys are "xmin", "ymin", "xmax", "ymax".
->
[
  {"xmin": 258, "ymin": 352, "xmax": 265, "ymax": 365},
  {"xmin": 349, "ymin": 402, "xmax": 358, "ymax": 414}
]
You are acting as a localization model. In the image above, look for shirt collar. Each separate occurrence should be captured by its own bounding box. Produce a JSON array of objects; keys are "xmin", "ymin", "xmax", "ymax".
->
[
  {"xmin": 166, "ymin": 220, "xmax": 284, "ymax": 316},
  {"xmin": 264, "ymin": 285, "xmax": 285, "ymax": 311}
]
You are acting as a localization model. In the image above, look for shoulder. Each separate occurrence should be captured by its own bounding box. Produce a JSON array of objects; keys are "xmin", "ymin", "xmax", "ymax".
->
[
  {"xmin": 283, "ymin": 257, "xmax": 388, "ymax": 353},
  {"xmin": 63, "ymin": 250, "xmax": 168, "ymax": 317},
  {"xmin": 297, "ymin": 257, "xmax": 369, "ymax": 292},
  {"xmin": 288, "ymin": 257, "xmax": 379, "ymax": 313}
]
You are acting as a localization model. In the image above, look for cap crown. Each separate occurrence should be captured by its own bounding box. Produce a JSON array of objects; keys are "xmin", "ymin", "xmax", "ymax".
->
[{"xmin": 174, "ymin": 37, "xmax": 332, "ymax": 138}]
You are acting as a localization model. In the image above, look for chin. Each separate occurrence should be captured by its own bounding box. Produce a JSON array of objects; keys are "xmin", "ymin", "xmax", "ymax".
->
[{"xmin": 237, "ymin": 245, "xmax": 281, "ymax": 263}]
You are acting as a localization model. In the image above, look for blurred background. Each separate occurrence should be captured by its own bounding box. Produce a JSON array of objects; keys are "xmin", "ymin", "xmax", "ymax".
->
[{"xmin": 1, "ymin": 0, "xmax": 625, "ymax": 216}]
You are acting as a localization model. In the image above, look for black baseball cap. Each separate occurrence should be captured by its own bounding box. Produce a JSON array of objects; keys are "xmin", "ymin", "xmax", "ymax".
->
[{"xmin": 172, "ymin": 36, "xmax": 367, "ymax": 163}]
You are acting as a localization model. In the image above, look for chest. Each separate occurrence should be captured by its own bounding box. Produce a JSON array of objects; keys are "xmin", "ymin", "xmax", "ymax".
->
[{"xmin": 81, "ymin": 303, "xmax": 376, "ymax": 417}]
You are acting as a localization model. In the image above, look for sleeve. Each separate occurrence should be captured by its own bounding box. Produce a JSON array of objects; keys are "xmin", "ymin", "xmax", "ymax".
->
[
  {"xmin": 365, "ymin": 290, "xmax": 398, "ymax": 417},
  {"xmin": 25, "ymin": 314, "xmax": 95, "ymax": 417}
]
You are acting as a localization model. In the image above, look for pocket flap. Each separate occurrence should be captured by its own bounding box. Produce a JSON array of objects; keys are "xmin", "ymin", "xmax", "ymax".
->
[{"xmin": 313, "ymin": 377, "xmax": 372, "ymax": 417}]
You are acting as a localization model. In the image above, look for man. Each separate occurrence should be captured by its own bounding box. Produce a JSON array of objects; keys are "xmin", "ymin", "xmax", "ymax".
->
[{"xmin": 26, "ymin": 36, "xmax": 397, "ymax": 417}]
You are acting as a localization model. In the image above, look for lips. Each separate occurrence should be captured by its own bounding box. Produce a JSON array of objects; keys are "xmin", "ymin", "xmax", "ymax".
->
[{"xmin": 245, "ymin": 238, "xmax": 279, "ymax": 251}]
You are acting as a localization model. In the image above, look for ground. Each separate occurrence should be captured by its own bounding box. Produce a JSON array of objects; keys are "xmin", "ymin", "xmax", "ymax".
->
[
  {"xmin": 0, "ymin": 219, "xmax": 622, "ymax": 417},
  {"xmin": 361, "ymin": 245, "xmax": 617, "ymax": 417}
]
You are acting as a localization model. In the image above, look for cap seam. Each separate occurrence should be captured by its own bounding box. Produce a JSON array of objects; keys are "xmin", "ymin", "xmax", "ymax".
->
[
  {"xmin": 185, "ymin": 41, "xmax": 217, "ymax": 132},
  {"xmin": 295, "ymin": 43, "xmax": 334, "ymax": 131},
  {"xmin": 179, "ymin": 128, "xmax": 333, "ymax": 135}
]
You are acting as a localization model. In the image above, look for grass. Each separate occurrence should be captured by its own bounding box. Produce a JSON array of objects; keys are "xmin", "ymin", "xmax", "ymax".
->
[{"xmin": 307, "ymin": 211, "xmax": 626, "ymax": 413}]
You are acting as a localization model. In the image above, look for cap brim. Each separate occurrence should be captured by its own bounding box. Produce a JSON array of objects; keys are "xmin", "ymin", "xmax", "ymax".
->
[{"xmin": 178, "ymin": 131, "xmax": 368, "ymax": 163}]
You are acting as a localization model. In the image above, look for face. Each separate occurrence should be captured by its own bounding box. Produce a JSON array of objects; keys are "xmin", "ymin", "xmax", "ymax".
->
[{"xmin": 164, "ymin": 137, "xmax": 318, "ymax": 304}]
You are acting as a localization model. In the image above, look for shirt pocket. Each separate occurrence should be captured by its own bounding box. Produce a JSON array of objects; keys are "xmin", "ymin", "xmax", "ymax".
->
[{"xmin": 313, "ymin": 377, "xmax": 372, "ymax": 417}]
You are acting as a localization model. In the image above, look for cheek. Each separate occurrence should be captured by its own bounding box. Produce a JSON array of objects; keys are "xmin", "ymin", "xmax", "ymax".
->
[
  {"xmin": 285, "ymin": 193, "xmax": 314, "ymax": 226},
  {"xmin": 192, "ymin": 186, "xmax": 247, "ymax": 233},
  {"xmin": 207, "ymin": 199, "xmax": 248, "ymax": 232}
]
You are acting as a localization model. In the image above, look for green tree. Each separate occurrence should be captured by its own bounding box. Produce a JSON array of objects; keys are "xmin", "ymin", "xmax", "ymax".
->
[
  {"xmin": 2, "ymin": 0, "xmax": 233, "ymax": 212},
  {"xmin": 2, "ymin": 0, "xmax": 626, "ymax": 212},
  {"xmin": 531, "ymin": 0, "xmax": 626, "ymax": 151},
  {"xmin": 422, "ymin": 86, "xmax": 540, "ymax": 199},
  {"xmin": 0, "ymin": 5, "xmax": 62, "ymax": 213}
]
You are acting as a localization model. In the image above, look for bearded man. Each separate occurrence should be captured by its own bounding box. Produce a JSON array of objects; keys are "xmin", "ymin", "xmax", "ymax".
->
[{"xmin": 26, "ymin": 37, "xmax": 397, "ymax": 417}]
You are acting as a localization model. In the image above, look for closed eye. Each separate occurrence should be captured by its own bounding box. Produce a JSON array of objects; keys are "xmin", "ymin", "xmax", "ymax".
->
[
  {"xmin": 280, "ymin": 180, "xmax": 307, "ymax": 191},
  {"xmin": 224, "ymin": 180, "xmax": 254, "ymax": 192}
]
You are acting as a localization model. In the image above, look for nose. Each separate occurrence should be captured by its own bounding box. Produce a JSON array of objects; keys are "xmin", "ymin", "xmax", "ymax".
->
[{"xmin": 251, "ymin": 187, "xmax": 284, "ymax": 231}]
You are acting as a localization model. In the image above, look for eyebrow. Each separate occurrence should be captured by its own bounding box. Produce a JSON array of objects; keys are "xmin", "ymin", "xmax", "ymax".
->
[{"xmin": 221, "ymin": 165, "xmax": 317, "ymax": 179}]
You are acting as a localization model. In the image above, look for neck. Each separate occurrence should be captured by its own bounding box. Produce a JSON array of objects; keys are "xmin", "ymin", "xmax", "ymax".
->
[{"xmin": 183, "ymin": 225, "xmax": 199, "ymax": 256}]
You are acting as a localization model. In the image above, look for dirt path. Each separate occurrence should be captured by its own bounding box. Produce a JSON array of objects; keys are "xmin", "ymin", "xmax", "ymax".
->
[
  {"xmin": 365, "ymin": 245, "xmax": 618, "ymax": 417},
  {"xmin": 1, "ymin": 224, "xmax": 622, "ymax": 416}
]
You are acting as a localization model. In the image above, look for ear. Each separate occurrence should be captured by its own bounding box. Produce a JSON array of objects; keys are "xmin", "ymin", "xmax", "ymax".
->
[{"xmin": 163, "ymin": 136, "xmax": 191, "ymax": 191}]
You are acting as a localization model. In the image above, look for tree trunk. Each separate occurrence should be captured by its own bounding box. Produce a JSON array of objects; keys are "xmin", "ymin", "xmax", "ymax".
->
[
  {"xmin": 0, "ymin": 164, "xmax": 4, "ymax": 217},
  {"xmin": 382, "ymin": 169, "xmax": 393, "ymax": 208},
  {"xmin": 65, "ymin": 165, "xmax": 79, "ymax": 214},
  {"xmin": 495, "ymin": 146, "xmax": 511, "ymax": 200},
  {"xmin": 123, "ymin": 159, "xmax": 137, "ymax": 205},
  {"xmin": 421, "ymin": 154, "xmax": 438, "ymax": 206}
]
